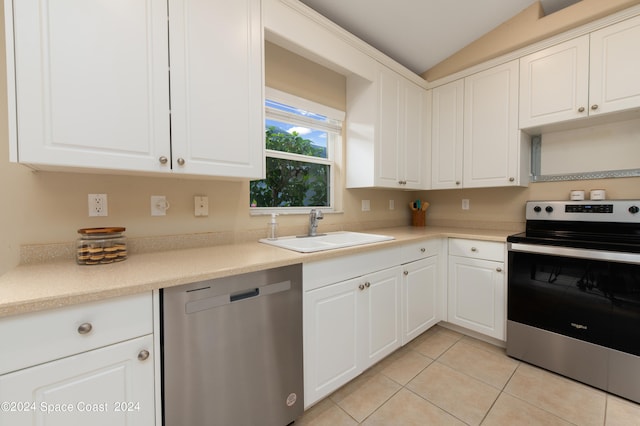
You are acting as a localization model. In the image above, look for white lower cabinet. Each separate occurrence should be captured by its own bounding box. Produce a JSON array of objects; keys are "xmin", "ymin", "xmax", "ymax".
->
[
  {"xmin": 402, "ymin": 256, "xmax": 440, "ymax": 345},
  {"xmin": 0, "ymin": 293, "xmax": 155, "ymax": 426},
  {"xmin": 447, "ymin": 239, "xmax": 506, "ymax": 341},
  {"xmin": 304, "ymin": 266, "xmax": 402, "ymax": 406},
  {"xmin": 303, "ymin": 240, "xmax": 446, "ymax": 407},
  {"xmin": 0, "ymin": 335, "xmax": 155, "ymax": 426},
  {"xmin": 400, "ymin": 240, "xmax": 443, "ymax": 345}
]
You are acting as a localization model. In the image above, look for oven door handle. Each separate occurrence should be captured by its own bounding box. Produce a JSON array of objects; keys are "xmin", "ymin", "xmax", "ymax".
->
[{"xmin": 508, "ymin": 242, "xmax": 640, "ymax": 264}]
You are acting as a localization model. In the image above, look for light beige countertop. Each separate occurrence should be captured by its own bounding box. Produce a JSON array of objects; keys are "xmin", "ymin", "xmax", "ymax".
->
[{"xmin": 0, "ymin": 226, "xmax": 514, "ymax": 318}]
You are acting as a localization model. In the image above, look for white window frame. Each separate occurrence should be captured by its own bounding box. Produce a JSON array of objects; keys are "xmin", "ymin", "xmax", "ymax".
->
[{"xmin": 251, "ymin": 88, "xmax": 345, "ymax": 215}]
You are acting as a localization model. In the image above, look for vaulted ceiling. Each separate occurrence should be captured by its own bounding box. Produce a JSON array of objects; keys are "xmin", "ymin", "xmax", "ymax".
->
[{"xmin": 299, "ymin": 0, "xmax": 582, "ymax": 74}]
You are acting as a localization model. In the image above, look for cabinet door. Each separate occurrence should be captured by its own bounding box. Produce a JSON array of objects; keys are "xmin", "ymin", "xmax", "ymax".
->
[
  {"xmin": 431, "ymin": 80, "xmax": 463, "ymax": 189},
  {"xmin": 10, "ymin": 0, "xmax": 171, "ymax": 172},
  {"xmin": 448, "ymin": 256, "xmax": 505, "ymax": 340},
  {"xmin": 402, "ymin": 256, "xmax": 439, "ymax": 345},
  {"xmin": 0, "ymin": 335, "xmax": 155, "ymax": 426},
  {"xmin": 589, "ymin": 15, "xmax": 640, "ymax": 116},
  {"xmin": 304, "ymin": 278, "xmax": 361, "ymax": 406},
  {"xmin": 401, "ymin": 81, "xmax": 429, "ymax": 189},
  {"xmin": 361, "ymin": 267, "xmax": 402, "ymax": 367},
  {"xmin": 168, "ymin": 0, "xmax": 264, "ymax": 178},
  {"xmin": 463, "ymin": 60, "xmax": 520, "ymax": 188},
  {"xmin": 519, "ymin": 36, "xmax": 590, "ymax": 128},
  {"xmin": 376, "ymin": 66, "xmax": 403, "ymax": 188}
]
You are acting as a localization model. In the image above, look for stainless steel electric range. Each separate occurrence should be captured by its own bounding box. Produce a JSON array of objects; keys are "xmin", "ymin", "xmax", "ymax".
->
[{"xmin": 507, "ymin": 200, "xmax": 640, "ymax": 403}]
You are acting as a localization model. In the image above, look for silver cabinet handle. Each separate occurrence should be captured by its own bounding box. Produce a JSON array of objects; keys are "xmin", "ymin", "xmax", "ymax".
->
[
  {"xmin": 77, "ymin": 323, "xmax": 93, "ymax": 335},
  {"xmin": 177, "ymin": 158, "xmax": 185, "ymax": 166},
  {"xmin": 364, "ymin": 282, "xmax": 371, "ymax": 288},
  {"xmin": 420, "ymin": 248, "xmax": 426, "ymax": 253},
  {"xmin": 455, "ymin": 181, "xmax": 461, "ymax": 185},
  {"xmin": 509, "ymin": 177, "xmax": 515, "ymax": 182},
  {"xmin": 403, "ymin": 270, "xmax": 409, "ymax": 276},
  {"xmin": 578, "ymin": 107, "xmax": 585, "ymax": 113},
  {"xmin": 138, "ymin": 349, "xmax": 150, "ymax": 361},
  {"xmin": 358, "ymin": 284, "xmax": 365, "ymax": 290},
  {"xmin": 496, "ymin": 267, "xmax": 503, "ymax": 272},
  {"xmin": 159, "ymin": 156, "xmax": 168, "ymax": 164},
  {"xmin": 591, "ymin": 104, "xmax": 599, "ymax": 110},
  {"xmin": 471, "ymin": 247, "xmax": 478, "ymax": 252}
]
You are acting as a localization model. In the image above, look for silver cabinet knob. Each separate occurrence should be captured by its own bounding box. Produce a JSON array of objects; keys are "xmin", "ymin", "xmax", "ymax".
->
[
  {"xmin": 358, "ymin": 284, "xmax": 365, "ymax": 290},
  {"xmin": 177, "ymin": 158, "xmax": 185, "ymax": 166},
  {"xmin": 455, "ymin": 181, "xmax": 461, "ymax": 185},
  {"xmin": 578, "ymin": 107, "xmax": 585, "ymax": 113},
  {"xmin": 403, "ymin": 270, "xmax": 409, "ymax": 276},
  {"xmin": 591, "ymin": 104, "xmax": 599, "ymax": 110},
  {"xmin": 471, "ymin": 247, "xmax": 478, "ymax": 252},
  {"xmin": 364, "ymin": 282, "xmax": 371, "ymax": 288},
  {"xmin": 509, "ymin": 177, "xmax": 515, "ymax": 182},
  {"xmin": 496, "ymin": 267, "xmax": 503, "ymax": 272},
  {"xmin": 77, "ymin": 323, "xmax": 93, "ymax": 335},
  {"xmin": 138, "ymin": 349, "xmax": 150, "ymax": 361},
  {"xmin": 159, "ymin": 156, "xmax": 168, "ymax": 164},
  {"xmin": 420, "ymin": 248, "xmax": 426, "ymax": 253}
]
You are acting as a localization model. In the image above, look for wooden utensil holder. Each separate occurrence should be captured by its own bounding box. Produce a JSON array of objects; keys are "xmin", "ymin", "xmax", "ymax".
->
[{"xmin": 411, "ymin": 210, "xmax": 426, "ymax": 227}]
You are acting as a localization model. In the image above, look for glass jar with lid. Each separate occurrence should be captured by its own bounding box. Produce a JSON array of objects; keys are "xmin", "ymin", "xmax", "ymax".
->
[{"xmin": 76, "ymin": 227, "xmax": 127, "ymax": 265}]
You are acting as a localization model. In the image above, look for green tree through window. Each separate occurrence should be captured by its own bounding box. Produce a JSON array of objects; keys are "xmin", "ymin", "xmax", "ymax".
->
[{"xmin": 250, "ymin": 126, "xmax": 329, "ymax": 207}]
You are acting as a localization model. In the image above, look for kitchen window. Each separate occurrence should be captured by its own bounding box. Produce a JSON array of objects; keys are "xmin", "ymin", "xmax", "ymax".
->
[{"xmin": 250, "ymin": 88, "xmax": 344, "ymax": 213}]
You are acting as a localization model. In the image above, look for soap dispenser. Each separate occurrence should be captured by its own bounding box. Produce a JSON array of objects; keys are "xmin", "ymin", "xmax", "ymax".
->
[{"xmin": 267, "ymin": 213, "xmax": 278, "ymax": 240}]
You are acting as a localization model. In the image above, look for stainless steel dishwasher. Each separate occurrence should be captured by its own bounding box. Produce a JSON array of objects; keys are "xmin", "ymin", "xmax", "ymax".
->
[{"xmin": 161, "ymin": 264, "xmax": 303, "ymax": 426}]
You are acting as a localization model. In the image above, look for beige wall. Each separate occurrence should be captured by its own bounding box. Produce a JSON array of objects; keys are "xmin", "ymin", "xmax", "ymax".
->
[
  {"xmin": 0, "ymin": 38, "xmax": 415, "ymax": 275},
  {"xmin": 418, "ymin": 177, "xmax": 640, "ymax": 231},
  {"xmin": 423, "ymin": 0, "xmax": 640, "ymax": 81}
]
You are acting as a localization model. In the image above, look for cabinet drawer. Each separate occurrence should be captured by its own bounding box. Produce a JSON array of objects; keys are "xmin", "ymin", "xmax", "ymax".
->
[
  {"xmin": 401, "ymin": 239, "xmax": 441, "ymax": 263},
  {"xmin": 448, "ymin": 238, "xmax": 504, "ymax": 262},
  {"xmin": 0, "ymin": 293, "xmax": 152, "ymax": 375}
]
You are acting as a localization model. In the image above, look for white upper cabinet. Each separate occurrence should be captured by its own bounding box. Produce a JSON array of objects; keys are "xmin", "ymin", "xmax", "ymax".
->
[
  {"xmin": 520, "ymin": 14, "xmax": 640, "ymax": 130},
  {"xmin": 589, "ymin": 15, "xmax": 640, "ymax": 116},
  {"xmin": 168, "ymin": 0, "xmax": 264, "ymax": 178},
  {"xmin": 464, "ymin": 60, "xmax": 521, "ymax": 188},
  {"xmin": 431, "ymin": 60, "xmax": 526, "ymax": 189},
  {"xmin": 9, "ymin": 0, "xmax": 171, "ymax": 173},
  {"xmin": 7, "ymin": 0, "xmax": 264, "ymax": 179},
  {"xmin": 346, "ymin": 65, "xmax": 430, "ymax": 190},
  {"xmin": 431, "ymin": 80, "xmax": 464, "ymax": 189},
  {"xmin": 519, "ymin": 36, "xmax": 590, "ymax": 129}
]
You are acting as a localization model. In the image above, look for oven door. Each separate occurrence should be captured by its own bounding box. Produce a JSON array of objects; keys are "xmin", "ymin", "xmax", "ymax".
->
[{"xmin": 508, "ymin": 243, "xmax": 640, "ymax": 356}]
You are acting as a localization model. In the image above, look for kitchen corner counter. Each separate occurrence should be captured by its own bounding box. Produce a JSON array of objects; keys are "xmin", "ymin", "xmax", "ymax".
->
[{"xmin": 0, "ymin": 226, "xmax": 514, "ymax": 318}]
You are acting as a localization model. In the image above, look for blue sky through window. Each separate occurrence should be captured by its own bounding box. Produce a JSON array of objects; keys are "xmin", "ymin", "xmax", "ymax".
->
[{"xmin": 266, "ymin": 100, "xmax": 328, "ymax": 151}]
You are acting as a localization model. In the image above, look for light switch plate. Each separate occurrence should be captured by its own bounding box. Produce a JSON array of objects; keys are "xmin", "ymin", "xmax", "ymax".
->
[
  {"xmin": 362, "ymin": 200, "xmax": 371, "ymax": 211},
  {"xmin": 194, "ymin": 196, "xmax": 209, "ymax": 217}
]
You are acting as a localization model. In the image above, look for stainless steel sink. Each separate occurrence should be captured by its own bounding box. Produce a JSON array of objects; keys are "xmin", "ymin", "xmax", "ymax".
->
[{"xmin": 259, "ymin": 231, "xmax": 394, "ymax": 253}]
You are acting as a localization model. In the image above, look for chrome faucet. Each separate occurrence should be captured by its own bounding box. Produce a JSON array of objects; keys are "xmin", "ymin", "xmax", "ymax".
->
[{"xmin": 308, "ymin": 209, "xmax": 324, "ymax": 237}]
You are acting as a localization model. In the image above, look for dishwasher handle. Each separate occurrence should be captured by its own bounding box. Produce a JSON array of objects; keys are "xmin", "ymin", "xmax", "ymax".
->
[
  {"xmin": 185, "ymin": 279, "xmax": 292, "ymax": 314},
  {"xmin": 230, "ymin": 288, "xmax": 259, "ymax": 302}
]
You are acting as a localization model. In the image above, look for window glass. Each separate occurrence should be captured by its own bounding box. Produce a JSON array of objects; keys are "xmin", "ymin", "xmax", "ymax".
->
[{"xmin": 250, "ymin": 91, "xmax": 342, "ymax": 210}]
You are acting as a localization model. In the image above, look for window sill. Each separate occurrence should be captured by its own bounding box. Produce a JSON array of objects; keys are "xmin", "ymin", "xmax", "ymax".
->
[{"xmin": 249, "ymin": 207, "xmax": 343, "ymax": 216}]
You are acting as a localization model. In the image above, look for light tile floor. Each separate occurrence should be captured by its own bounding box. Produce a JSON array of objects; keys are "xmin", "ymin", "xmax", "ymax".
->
[{"xmin": 295, "ymin": 325, "xmax": 640, "ymax": 425}]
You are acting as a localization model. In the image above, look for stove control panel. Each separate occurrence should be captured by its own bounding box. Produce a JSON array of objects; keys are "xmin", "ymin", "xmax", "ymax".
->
[
  {"xmin": 565, "ymin": 204, "xmax": 613, "ymax": 213},
  {"xmin": 526, "ymin": 200, "xmax": 640, "ymax": 223}
]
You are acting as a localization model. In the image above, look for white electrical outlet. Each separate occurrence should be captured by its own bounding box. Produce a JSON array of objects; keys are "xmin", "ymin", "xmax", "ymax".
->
[
  {"xmin": 362, "ymin": 200, "xmax": 370, "ymax": 212},
  {"xmin": 462, "ymin": 199, "xmax": 470, "ymax": 210},
  {"xmin": 389, "ymin": 200, "xmax": 395, "ymax": 210},
  {"xmin": 194, "ymin": 196, "xmax": 209, "ymax": 217},
  {"xmin": 88, "ymin": 194, "xmax": 108, "ymax": 217}
]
